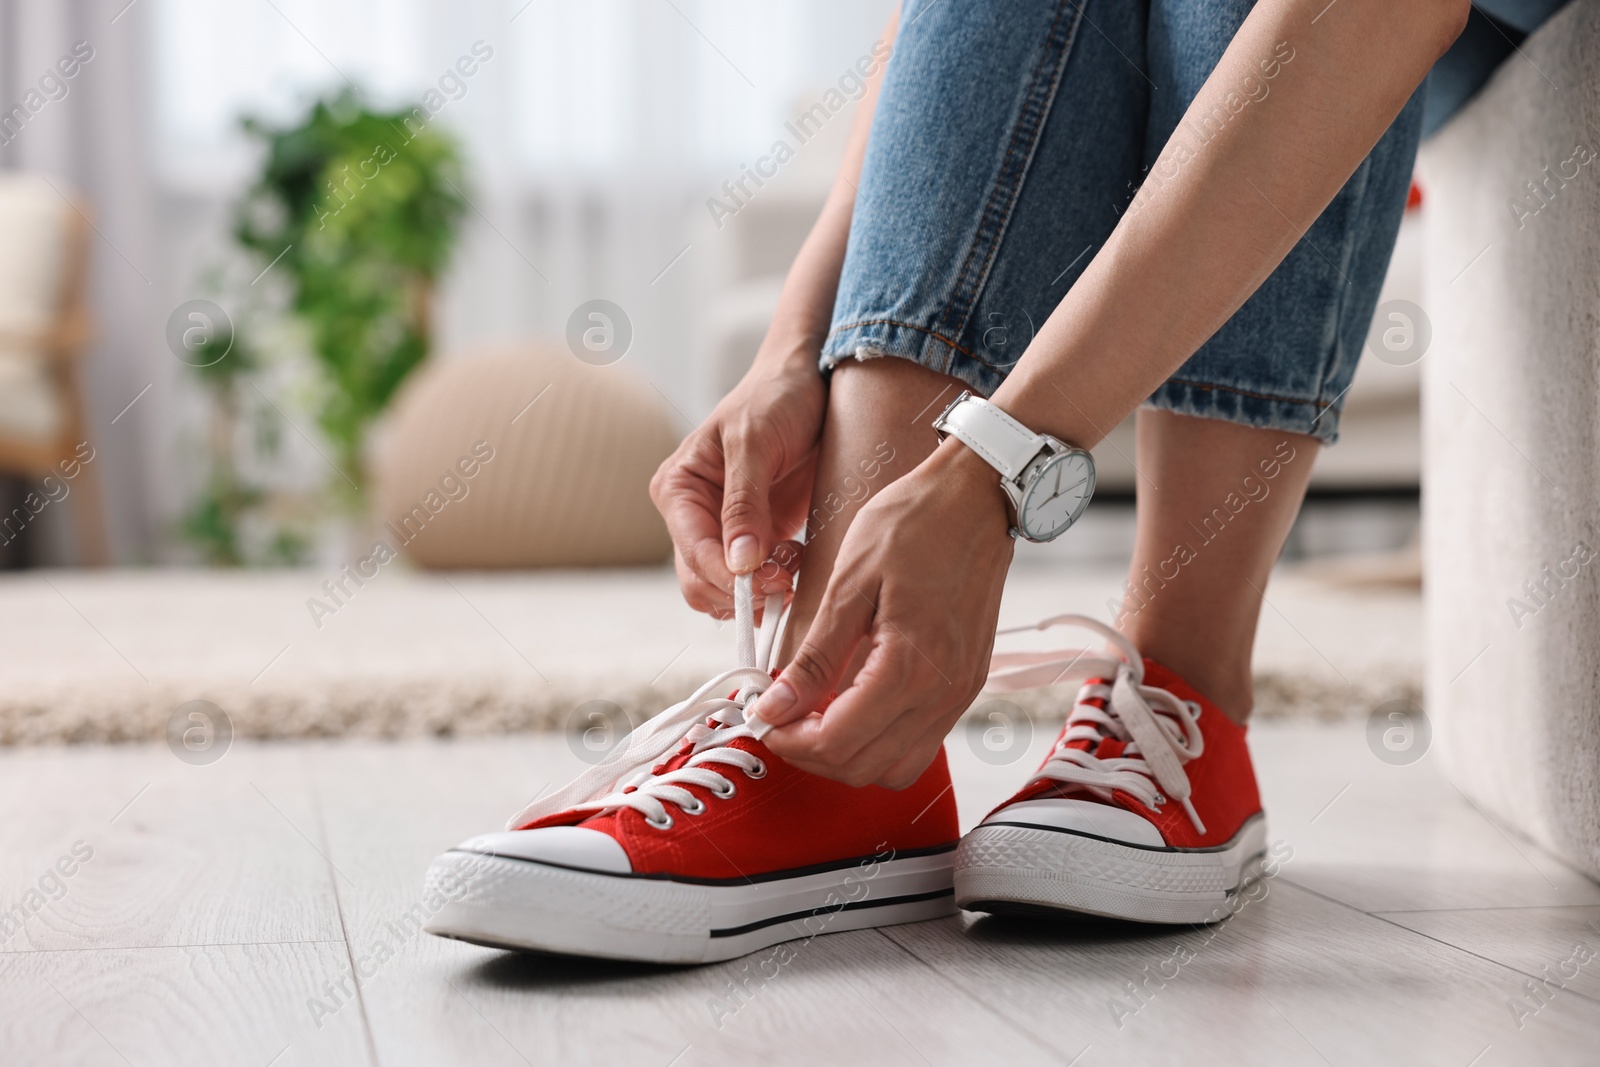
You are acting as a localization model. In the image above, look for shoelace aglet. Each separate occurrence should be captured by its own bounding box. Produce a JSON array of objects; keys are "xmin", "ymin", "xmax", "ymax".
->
[{"xmin": 1181, "ymin": 796, "xmax": 1206, "ymax": 836}]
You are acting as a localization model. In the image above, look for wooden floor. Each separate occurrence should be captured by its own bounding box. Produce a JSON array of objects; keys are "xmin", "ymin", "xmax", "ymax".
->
[{"xmin": 3, "ymin": 722, "xmax": 1598, "ymax": 1067}]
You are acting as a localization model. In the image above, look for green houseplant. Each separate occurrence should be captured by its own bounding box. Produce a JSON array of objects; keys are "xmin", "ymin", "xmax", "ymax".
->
[
  {"xmin": 234, "ymin": 89, "xmax": 469, "ymax": 502},
  {"xmin": 177, "ymin": 253, "xmax": 328, "ymax": 567}
]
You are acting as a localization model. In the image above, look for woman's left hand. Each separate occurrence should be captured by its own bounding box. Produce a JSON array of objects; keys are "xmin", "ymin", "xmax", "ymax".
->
[{"xmin": 750, "ymin": 441, "xmax": 1016, "ymax": 789}]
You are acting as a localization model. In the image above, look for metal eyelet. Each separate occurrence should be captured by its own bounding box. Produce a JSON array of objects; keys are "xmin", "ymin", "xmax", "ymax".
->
[
  {"xmin": 680, "ymin": 797, "xmax": 706, "ymax": 816},
  {"xmin": 711, "ymin": 780, "xmax": 737, "ymax": 799},
  {"xmin": 744, "ymin": 760, "xmax": 768, "ymax": 780},
  {"xmin": 1152, "ymin": 793, "xmax": 1167, "ymax": 806},
  {"xmin": 645, "ymin": 812, "xmax": 674, "ymax": 830}
]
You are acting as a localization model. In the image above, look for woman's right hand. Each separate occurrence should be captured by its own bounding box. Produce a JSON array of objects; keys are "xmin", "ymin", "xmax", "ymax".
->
[{"xmin": 649, "ymin": 342, "xmax": 827, "ymax": 618}]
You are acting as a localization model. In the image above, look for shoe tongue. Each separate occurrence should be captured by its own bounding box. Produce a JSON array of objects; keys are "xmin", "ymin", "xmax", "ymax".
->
[
  {"xmin": 647, "ymin": 735, "xmax": 712, "ymax": 780},
  {"xmin": 1025, "ymin": 675, "xmax": 1137, "ymax": 804},
  {"xmin": 649, "ymin": 700, "xmax": 756, "ymax": 779},
  {"xmin": 1060, "ymin": 676, "xmax": 1116, "ymax": 754}
]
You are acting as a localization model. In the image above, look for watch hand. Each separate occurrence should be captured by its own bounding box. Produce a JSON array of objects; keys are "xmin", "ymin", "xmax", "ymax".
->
[{"xmin": 1041, "ymin": 475, "xmax": 1089, "ymax": 505}]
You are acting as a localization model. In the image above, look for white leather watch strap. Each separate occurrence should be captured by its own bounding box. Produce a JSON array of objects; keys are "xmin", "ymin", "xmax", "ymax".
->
[{"xmin": 935, "ymin": 394, "xmax": 1044, "ymax": 482}]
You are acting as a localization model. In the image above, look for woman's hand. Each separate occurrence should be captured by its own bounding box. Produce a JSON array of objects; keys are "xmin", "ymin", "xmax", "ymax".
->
[
  {"xmin": 650, "ymin": 344, "xmax": 827, "ymax": 618},
  {"xmin": 750, "ymin": 441, "xmax": 1015, "ymax": 788}
]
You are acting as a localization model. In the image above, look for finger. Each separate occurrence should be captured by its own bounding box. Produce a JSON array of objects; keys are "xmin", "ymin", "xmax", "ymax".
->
[
  {"xmin": 763, "ymin": 644, "xmax": 926, "ymax": 781},
  {"xmin": 748, "ymin": 571, "xmax": 877, "ymax": 731},
  {"xmin": 774, "ymin": 702, "xmax": 940, "ymax": 788},
  {"xmin": 875, "ymin": 725, "xmax": 955, "ymax": 792},
  {"xmin": 768, "ymin": 445, "xmax": 819, "ymax": 537},
  {"xmin": 869, "ymin": 660, "xmax": 988, "ymax": 789},
  {"xmin": 761, "ymin": 623, "xmax": 919, "ymax": 756},
  {"xmin": 779, "ymin": 726, "xmax": 945, "ymax": 791},
  {"xmin": 668, "ymin": 522, "xmax": 735, "ymax": 613},
  {"xmin": 753, "ymin": 539, "xmax": 804, "ymax": 596},
  {"xmin": 652, "ymin": 447, "xmax": 738, "ymax": 597},
  {"xmin": 673, "ymin": 550, "xmax": 734, "ymax": 617},
  {"xmin": 720, "ymin": 424, "xmax": 780, "ymax": 575},
  {"xmin": 773, "ymin": 701, "xmax": 935, "ymax": 789}
]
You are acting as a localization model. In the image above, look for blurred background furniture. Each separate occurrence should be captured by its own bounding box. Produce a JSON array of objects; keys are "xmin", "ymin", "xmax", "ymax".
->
[
  {"xmin": 374, "ymin": 346, "xmax": 675, "ymax": 568},
  {"xmin": 0, "ymin": 173, "xmax": 107, "ymax": 565},
  {"xmin": 1420, "ymin": 0, "xmax": 1600, "ymax": 880}
]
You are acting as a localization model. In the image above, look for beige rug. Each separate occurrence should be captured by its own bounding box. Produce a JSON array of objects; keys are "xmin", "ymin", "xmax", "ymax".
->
[{"xmin": 0, "ymin": 561, "xmax": 1420, "ymax": 744}]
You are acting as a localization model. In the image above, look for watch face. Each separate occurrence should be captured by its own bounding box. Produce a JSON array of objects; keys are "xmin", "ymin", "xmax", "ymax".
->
[{"xmin": 1018, "ymin": 451, "xmax": 1094, "ymax": 541}]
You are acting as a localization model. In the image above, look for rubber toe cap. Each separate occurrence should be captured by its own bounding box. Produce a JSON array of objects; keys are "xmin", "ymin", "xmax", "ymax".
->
[
  {"xmin": 455, "ymin": 826, "xmax": 633, "ymax": 874},
  {"xmin": 981, "ymin": 797, "xmax": 1166, "ymax": 848}
]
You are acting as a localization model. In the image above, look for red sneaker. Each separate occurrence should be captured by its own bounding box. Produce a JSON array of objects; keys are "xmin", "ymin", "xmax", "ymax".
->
[
  {"xmin": 424, "ymin": 578, "xmax": 959, "ymax": 964},
  {"xmin": 955, "ymin": 616, "xmax": 1266, "ymax": 924}
]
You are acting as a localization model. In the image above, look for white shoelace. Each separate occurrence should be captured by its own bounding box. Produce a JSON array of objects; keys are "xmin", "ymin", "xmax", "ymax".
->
[
  {"xmin": 987, "ymin": 615, "xmax": 1208, "ymax": 835},
  {"xmin": 506, "ymin": 574, "xmax": 787, "ymax": 832}
]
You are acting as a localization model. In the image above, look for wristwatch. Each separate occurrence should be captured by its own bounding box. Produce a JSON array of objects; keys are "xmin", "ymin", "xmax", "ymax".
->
[{"xmin": 932, "ymin": 391, "xmax": 1095, "ymax": 543}]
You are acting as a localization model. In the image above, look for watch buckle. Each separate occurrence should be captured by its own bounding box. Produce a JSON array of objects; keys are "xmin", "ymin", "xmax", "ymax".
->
[{"xmin": 931, "ymin": 390, "xmax": 973, "ymax": 437}]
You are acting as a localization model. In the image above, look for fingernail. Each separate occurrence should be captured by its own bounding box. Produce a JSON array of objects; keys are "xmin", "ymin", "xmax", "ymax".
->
[
  {"xmin": 750, "ymin": 679, "xmax": 796, "ymax": 730},
  {"xmin": 727, "ymin": 535, "xmax": 760, "ymax": 574}
]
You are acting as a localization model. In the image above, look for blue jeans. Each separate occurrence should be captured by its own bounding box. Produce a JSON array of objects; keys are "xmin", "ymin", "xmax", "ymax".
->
[{"xmin": 822, "ymin": 0, "xmax": 1567, "ymax": 444}]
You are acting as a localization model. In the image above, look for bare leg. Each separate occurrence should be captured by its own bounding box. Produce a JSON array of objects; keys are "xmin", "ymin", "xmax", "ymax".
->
[
  {"xmin": 780, "ymin": 358, "xmax": 971, "ymax": 665},
  {"xmin": 1118, "ymin": 408, "xmax": 1319, "ymax": 723}
]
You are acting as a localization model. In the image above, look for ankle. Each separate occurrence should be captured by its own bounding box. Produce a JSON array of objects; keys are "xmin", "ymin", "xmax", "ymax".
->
[
  {"xmin": 1119, "ymin": 626, "xmax": 1254, "ymax": 724},
  {"xmin": 1170, "ymin": 666, "xmax": 1253, "ymax": 726}
]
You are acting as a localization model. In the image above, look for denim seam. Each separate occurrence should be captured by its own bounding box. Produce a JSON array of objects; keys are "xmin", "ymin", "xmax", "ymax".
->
[
  {"xmin": 1160, "ymin": 376, "xmax": 1331, "ymax": 410},
  {"xmin": 934, "ymin": 0, "xmax": 1084, "ymax": 346},
  {"xmin": 827, "ymin": 318, "xmax": 977, "ymax": 360}
]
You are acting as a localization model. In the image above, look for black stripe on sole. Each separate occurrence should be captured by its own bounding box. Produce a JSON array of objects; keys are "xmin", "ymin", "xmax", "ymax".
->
[{"xmin": 709, "ymin": 887, "xmax": 955, "ymax": 938}]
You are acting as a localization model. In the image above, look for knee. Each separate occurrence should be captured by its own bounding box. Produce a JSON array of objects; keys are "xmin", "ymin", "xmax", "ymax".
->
[{"xmin": 829, "ymin": 353, "xmax": 974, "ymax": 421}]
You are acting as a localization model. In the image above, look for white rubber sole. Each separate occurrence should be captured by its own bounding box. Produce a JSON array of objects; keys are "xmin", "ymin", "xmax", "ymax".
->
[
  {"xmin": 955, "ymin": 813, "xmax": 1268, "ymax": 925},
  {"xmin": 423, "ymin": 845, "xmax": 957, "ymax": 964}
]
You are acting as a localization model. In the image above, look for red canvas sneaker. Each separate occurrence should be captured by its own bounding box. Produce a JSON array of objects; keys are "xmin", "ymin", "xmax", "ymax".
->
[
  {"xmin": 424, "ymin": 577, "xmax": 959, "ymax": 964},
  {"xmin": 956, "ymin": 616, "xmax": 1266, "ymax": 924}
]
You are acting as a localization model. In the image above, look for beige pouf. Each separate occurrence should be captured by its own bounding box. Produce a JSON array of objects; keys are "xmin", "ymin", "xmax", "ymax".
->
[{"xmin": 374, "ymin": 345, "xmax": 676, "ymax": 568}]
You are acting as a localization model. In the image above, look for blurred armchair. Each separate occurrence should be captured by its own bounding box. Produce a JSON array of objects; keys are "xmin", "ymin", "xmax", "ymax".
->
[{"xmin": 0, "ymin": 173, "xmax": 107, "ymax": 565}]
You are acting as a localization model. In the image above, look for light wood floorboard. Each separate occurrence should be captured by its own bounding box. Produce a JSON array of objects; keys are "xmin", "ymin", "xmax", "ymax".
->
[{"xmin": 1, "ymin": 722, "xmax": 1597, "ymax": 1065}]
